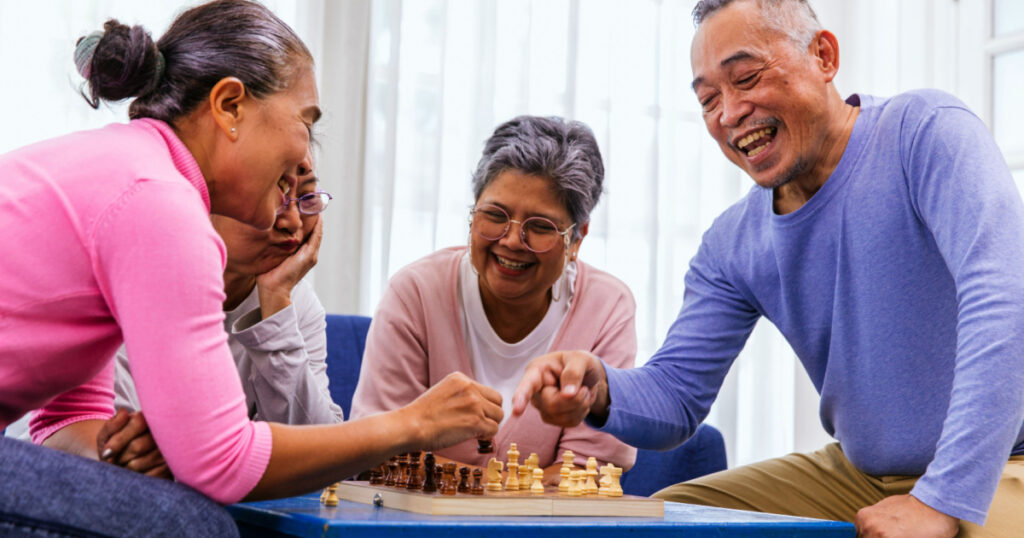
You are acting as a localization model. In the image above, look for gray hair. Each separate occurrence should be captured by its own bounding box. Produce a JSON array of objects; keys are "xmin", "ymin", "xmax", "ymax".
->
[
  {"xmin": 472, "ymin": 116, "xmax": 604, "ymax": 241},
  {"xmin": 693, "ymin": 0, "xmax": 821, "ymax": 50},
  {"xmin": 76, "ymin": 0, "xmax": 312, "ymax": 123}
]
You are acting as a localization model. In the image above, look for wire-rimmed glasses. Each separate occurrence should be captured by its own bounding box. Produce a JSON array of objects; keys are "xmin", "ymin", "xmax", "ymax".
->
[
  {"xmin": 277, "ymin": 190, "xmax": 333, "ymax": 216},
  {"xmin": 470, "ymin": 203, "xmax": 575, "ymax": 253}
]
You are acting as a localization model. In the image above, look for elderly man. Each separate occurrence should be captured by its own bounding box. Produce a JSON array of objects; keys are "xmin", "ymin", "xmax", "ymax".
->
[{"xmin": 512, "ymin": 0, "xmax": 1024, "ymax": 536}]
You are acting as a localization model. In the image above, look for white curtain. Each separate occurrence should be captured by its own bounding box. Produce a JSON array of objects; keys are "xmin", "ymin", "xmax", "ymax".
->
[{"xmin": 4, "ymin": 0, "xmax": 1019, "ymax": 469}]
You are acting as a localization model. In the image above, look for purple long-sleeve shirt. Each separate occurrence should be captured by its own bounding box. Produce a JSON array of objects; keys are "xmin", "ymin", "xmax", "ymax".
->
[{"xmin": 596, "ymin": 90, "xmax": 1024, "ymax": 525}]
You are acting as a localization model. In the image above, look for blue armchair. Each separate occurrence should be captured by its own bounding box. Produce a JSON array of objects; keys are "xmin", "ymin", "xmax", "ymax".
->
[
  {"xmin": 619, "ymin": 423, "xmax": 728, "ymax": 497},
  {"xmin": 324, "ymin": 314, "xmax": 372, "ymax": 419}
]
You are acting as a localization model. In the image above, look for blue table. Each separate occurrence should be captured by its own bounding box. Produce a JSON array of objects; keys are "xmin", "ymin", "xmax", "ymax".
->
[{"xmin": 229, "ymin": 492, "xmax": 855, "ymax": 537}]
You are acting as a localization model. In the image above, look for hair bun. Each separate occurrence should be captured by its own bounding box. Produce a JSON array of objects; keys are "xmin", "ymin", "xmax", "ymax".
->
[{"xmin": 76, "ymin": 19, "xmax": 163, "ymax": 108}]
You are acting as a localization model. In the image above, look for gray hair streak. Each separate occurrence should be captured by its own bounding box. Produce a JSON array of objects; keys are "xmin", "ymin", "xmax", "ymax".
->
[
  {"xmin": 472, "ymin": 116, "xmax": 605, "ymax": 241},
  {"xmin": 693, "ymin": 0, "xmax": 822, "ymax": 50}
]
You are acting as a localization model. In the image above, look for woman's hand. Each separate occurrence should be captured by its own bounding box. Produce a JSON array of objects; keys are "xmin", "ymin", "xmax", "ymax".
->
[
  {"xmin": 96, "ymin": 409, "xmax": 173, "ymax": 479},
  {"xmin": 256, "ymin": 217, "xmax": 323, "ymax": 319}
]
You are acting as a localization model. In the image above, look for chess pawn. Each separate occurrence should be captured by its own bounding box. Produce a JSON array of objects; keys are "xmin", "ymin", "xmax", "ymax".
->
[
  {"xmin": 525, "ymin": 453, "xmax": 539, "ymax": 474},
  {"xmin": 584, "ymin": 457, "xmax": 599, "ymax": 494},
  {"xmin": 486, "ymin": 458, "xmax": 504, "ymax": 491},
  {"xmin": 477, "ymin": 439, "xmax": 494, "ymax": 454},
  {"xmin": 397, "ymin": 453, "xmax": 411, "ymax": 488},
  {"xmin": 471, "ymin": 468, "xmax": 485, "ymax": 495},
  {"xmin": 561, "ymin": 450, "xmax": 575, "ymax": 469},
  {"xmin": 422, "ymin": 453, "xmax": 437, "ymax": 492},
  {"xmin": 568, "ymin": 470, "xmax": 584, "ymax": 496},
  {"xmin": 505, "ymin": 461, "xmax": 519, "ymax": 490},
  {"xmin": 457, "ymin": 466, "xmax": 471, "ymax": 493},
  {"xmin": 558, "ymin": 465, "xmax": 571, "ymax": 493},
  {"xmin": 518, "ymin": 463, "xmax": 531, "ymax": 490},
  {"xmin": 506, "ymin": 443, "xmax": 520, "ymax": 467},
  {"xmin": 324, "ymin": 482, "xmax": 339, "ymax": 507},
  {"xmin": 530, "ymin": 467, "xmax": 545, "ymax": 494}
]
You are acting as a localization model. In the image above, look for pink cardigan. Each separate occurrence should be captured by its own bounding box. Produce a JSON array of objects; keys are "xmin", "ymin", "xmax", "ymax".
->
[
  {"xmin": 0, "ymin": 119, "xmax": 271, "ymax": 503},
  {"xmin": 350, "ymin": 247, "xmax": 638, "ymax": 470}
]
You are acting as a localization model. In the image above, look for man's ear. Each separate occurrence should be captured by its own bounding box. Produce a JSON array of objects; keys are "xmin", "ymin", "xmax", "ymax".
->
[
  {"xmin": 207, "ymin": 77, "xmax": 247, "ymax": 140},
  {"xmin": 810, "ymin": 29, "xmax": 840, "ymax": 83}
]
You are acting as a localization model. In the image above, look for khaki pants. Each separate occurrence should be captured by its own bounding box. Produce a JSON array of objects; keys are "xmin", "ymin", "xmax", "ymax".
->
[{"xmin": 653, "ymin": 443, "xmax": 1024, "ymax": 537}]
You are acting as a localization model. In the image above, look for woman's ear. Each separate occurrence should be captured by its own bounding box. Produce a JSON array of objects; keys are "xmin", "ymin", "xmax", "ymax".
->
[
  {"xmin": 572, "ymin": 221, "xmax": 590, "ymax": 260},
  {"xmin": 207, "ymin": 76, "xmax": 247, "ymax": 140}
]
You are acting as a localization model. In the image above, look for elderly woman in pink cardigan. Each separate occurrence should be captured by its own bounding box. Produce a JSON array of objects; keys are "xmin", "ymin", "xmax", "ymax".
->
[{"xmin": 351, "ymin": 116, "xmax": 637, "ymax": 483}]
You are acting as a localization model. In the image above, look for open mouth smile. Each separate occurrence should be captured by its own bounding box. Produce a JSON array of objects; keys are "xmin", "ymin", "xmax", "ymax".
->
[
  {"xmin": 735, "ymin": 126, "xmax": 777, "ymax": 158},
  {"xmin": 494, "ymin": 254, "xmax": 534, "ymax": 271}
]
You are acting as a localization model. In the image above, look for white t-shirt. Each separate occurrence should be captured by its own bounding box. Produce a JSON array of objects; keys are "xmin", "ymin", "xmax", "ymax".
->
[{"xmin": 458, "ymin": 252, "xmax": 576, "ymax": 425}]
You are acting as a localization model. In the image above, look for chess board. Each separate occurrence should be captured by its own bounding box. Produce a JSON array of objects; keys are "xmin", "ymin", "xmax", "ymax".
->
[{"xmin": 335, "ymin": 481, "xmax": 664, "ymax": 517}]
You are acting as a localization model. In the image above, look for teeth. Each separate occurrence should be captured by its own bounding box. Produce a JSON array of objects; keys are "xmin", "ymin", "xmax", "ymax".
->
[
  {"xmin": 747, "ymin": 144, "xmax": 768, "ymax": 157},
  {"xmin": 737, "ymin": 127, "xmax": 774, "ymax": 149},
  {"xmin": 496, "ymin": 255, "xmax": 530, "ymax": 270}
]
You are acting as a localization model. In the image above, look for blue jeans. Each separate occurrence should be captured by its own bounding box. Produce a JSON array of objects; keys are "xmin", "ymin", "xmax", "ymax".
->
[{"xmin": 0, "ymin": 437, "xmax": 238, "ymax": 537}]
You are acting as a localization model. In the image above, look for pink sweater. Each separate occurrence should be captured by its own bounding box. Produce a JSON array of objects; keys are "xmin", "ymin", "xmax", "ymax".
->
[
  {"xmin": 350, "ymin": 247, "xmax": 638, "ymax": 470},
  {"xmin": 0, "ymin": 119, "xmax": 271, "ymax": 503}
]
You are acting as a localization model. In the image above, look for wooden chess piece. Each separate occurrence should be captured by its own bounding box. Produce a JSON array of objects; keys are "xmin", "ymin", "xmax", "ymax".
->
[
  {"xmin": 422, "ymin": 453, "xmax": 437, "ymax": 493},
  {"xmin": 434, "ymin": 465, "xmax": 442, "ymax": 489},
  {"xmin": 407, "ymin": 460, "xmax": 423, "ymax": 490},
  {"xmin": 441, "ymin": 462, "xmax": 458, "ymax": 495},
  {"xmin": 457, "ymin": 466, "xmax": 470, "ymax": 493},
  {"xmin": 558, "ymin": 465, "xmax": 571, "ymax": 493},
  {"xmin": 486, "ymin": 458, "xmax": 504, "ymax": 491},
  {"xmin": 385, "ymin": 455, "xmax": 398, "ymax": 486},
  {"xmin": 396, "ymin": 453, "xmax": 410, "ymax": 488},
  {"xmin": 568, "ymin": 470, "xmax": 584, "ymax": 496},
  {"xmin": 505, "ymin": 461, "xmax": 519, "ymax": 490},
  {"xmin": 530, "ymin": 467, "xmax": 544, "ymax": 494},
  {"xmin": 471, "ymin": 468, "xmax": 484, "ymax": 495},
  {"xmin": 599, "ymin": 463, "xmax": 623, "ymax": 497},
  {"xmin": 506, "ymin": 443, "xmax": 520, "ymax": 467},
  {"xmin": 525, "ymin": 453, "xmax": 539, "ymax": 474},
  {"xmin": 369, "ymin": 464, "xmax": 385, "ymax": 485},
  {"xmin": 323, "ymin": 482, "xmax": 339, "ymax": 506},
  {"xmin": 518, "ymin": 462, "xmax": 530, "ymax": 490},
  {"xmin": 584, "ymin": 457, "xmax": 599, "ymax": 494},
  {"xmin": 561, "ymin": 450, "xmax": 575, "ymax": 469},
  {"xmin": 477, "ymin": 439, "xmax": 494, "ymax": 454}
]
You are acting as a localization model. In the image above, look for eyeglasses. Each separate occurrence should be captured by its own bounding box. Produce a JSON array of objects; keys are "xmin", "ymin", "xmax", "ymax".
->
[
  {"xmin": 470, "ymin": 203, "xmax": 575, "ymax": 253},
  {"xmin": 277, "ymin": 190, "xmax": 333, "ymax": 216}
]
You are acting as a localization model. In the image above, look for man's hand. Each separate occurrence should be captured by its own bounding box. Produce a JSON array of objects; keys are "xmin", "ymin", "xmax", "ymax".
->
[
  {"xmin": 399, "ymin": 372, "xmax": 503, "ymax": 451},
  {"xmin": 855, "ymin": 494, "xmax": 958, "ymax": 538},
  {"xmin": 256, "ymin": 217, "xmax": 323, "ymax": 319},
  {"xmin": 96, "ymin": 409, "xmax": 172, "ymax": 479},
  {"xmin": 511, "ymin": 350, "xmax": 608, "ymax": 427}
]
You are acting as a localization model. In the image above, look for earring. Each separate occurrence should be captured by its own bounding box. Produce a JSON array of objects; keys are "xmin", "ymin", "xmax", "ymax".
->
[{"xmin": 230, "ymin": 127, "xmax": 237, "ymax": 134}]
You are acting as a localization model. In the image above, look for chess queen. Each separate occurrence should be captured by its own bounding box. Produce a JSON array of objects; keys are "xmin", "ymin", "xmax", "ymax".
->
[{"xmin": 351, "ymin": 116, "xmax": 638, "ymax": 483}]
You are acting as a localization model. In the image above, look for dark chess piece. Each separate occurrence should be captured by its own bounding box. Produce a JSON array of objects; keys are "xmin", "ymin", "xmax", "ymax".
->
[
  {"xmin": 441, "ymin": 462, "xmax": 458, "ymax": 495},
  {"xmin": 434, "ymin": 466, "xmax": 443, "ymax": 489},
  {"xmin": 407, "ymin": 460, "xmax": 423, "ymax": 490},
  {"xmin": 422, "ymin": 453, "xmax": 437, "ymax": 493},
  {"xmin": 471, "ymin": 468, "xmax": 484, "ymax": 495},
  {"xmin": 457, "ymin": 467, "xmax": 470, "ymax": 493},
  {"xmin": 394, "ymin": 453, "xmax": 408, "ymax": 488},
  {"xmin": 477, "ymin": 439, "xmax": 494, "ymax": 454},
  {"xmin": 385, "ymin": 455, "xmax": 399, "ymax": 486},
  {"xmin": 369, "ymin": 465, "xmax": 385, "ymax": 485}
]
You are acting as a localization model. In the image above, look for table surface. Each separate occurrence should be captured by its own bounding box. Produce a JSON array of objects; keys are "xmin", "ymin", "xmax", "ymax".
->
[{"xmin": 229, "ymin": 492, "xmax": 856, "ymax": 537}]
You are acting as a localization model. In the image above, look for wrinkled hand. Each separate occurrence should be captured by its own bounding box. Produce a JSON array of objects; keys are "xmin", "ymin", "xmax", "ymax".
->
[
  {"xmin": 96, "ymin": 409, "xmax": 172, "ymax": 479},
  {"xmin": 401, "ymin": 372, "xmax": 503, "ymax": 451},
  {"xmin": 512, "ymin": 350, "xmax": 608, "ymax": 427},
  {"xmin": 855, "ymin": 494, "xmax": 958, "ymax": 538},
  {"xmin": 256, "ymin": 217, "xmax": 323, "ymax": 318}
]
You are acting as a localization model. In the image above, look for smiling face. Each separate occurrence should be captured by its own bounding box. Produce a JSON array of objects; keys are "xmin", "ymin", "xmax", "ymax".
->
[
  {"xmin": 691, "ymin": 0, "xmax": 835, "ymax": 190},
  {"xmin": 471, "ymin": 170, "xmax": 581, "ymax": 312},
  {"xmin": 214, "ymin": 62, "xmax": 321, "ymax": 230},
  {"xmin": 213, "ymin": 154, "xmax": 320, "ymax": 277}
]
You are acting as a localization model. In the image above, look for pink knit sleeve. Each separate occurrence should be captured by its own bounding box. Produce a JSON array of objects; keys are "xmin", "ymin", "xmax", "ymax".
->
[
  {"xmin": 91, "ymin": 179, "xmax": 272, "ymax": 504},
  {"xmin": 30, "ymin": 360, "xmax": 116, "ymax": 444},
  {"xmin": 349, "ymin": 275, "xmax": 431, "ymax": 419}
]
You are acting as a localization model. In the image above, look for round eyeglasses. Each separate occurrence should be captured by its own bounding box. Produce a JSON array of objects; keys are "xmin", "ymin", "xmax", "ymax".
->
[
  {"xmin": 277, "ymin": 190, "xmax": 333, "ymax": 216},
  {"xmin": 470, "ymin": 203, "xmax": 575, "ymax": 253}
]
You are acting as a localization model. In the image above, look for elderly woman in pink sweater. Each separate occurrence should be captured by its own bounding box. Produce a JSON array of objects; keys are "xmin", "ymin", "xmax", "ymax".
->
[
  {"xmin": 0, "ymin": 2, "xmax": 498, "ymax": 536},
  {"xmin": 351, "ymin": 116, "xmax": 638, "ymax": 484}
]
